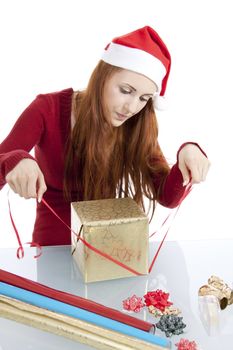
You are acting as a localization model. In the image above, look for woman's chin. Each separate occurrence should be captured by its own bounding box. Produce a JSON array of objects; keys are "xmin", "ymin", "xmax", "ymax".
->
[{"xmin": 111, "ymin": 119, "xmax": 125, "ymax": 127}]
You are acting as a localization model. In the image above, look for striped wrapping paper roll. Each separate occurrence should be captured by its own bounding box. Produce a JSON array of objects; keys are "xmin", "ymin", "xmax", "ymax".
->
[
  {"xmin": 0, "ymin": 268, "xmax": 153, "ymax": 332},
  {"xmin": 0, "ymin": 282, "xmax": 171, "ymax": 349}
]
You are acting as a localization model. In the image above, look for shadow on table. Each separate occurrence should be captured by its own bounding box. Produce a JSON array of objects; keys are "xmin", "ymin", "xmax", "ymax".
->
[{"xmin": 35, "ymin": 241, "xmax": 193, "ymax": 323}]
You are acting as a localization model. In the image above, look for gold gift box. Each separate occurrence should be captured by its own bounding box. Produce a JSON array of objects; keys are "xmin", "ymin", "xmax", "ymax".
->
[{"xmin": 71, "ymin": 198, "xmax": 149, "ymax": 283}]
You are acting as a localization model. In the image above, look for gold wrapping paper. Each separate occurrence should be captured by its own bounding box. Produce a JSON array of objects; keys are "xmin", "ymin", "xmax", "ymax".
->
[
  {"xmin": 0, "ymin": 295, "xmax": 168, "ymax": 350},
  {"xmin": 71, "ymin": 198, "xmax": 149, "ymax": 283}
]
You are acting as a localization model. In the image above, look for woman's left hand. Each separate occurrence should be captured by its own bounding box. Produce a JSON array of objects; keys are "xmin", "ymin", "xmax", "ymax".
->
[{"xmin": 178, "ymin": 144, "xmax": 211, "ymax": 186}]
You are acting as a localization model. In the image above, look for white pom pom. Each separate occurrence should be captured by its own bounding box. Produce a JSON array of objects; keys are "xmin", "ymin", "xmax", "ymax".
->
[{"xmin": 153, "ymin": 95, "xmax": 167, "ymax": 111}]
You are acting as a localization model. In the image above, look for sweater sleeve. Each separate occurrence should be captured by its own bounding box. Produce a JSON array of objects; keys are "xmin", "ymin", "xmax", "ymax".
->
[
  {"xmin": 0, "ymin": 95, "xmax": 47, "ymax": 190},
  {"xmin": 156, "ymin": 163, "xmax": 186, "ymax": 208},
  {"xmin": 155, "ymin": 142, "xmax": 207, "ymax": 208}
]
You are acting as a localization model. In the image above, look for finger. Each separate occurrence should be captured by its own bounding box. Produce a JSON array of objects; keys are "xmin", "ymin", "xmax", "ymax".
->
[
  {"xmin": 37, "ymin": 173, "xmax": 47, "ymax": 203},
  {"xmin": 7, "ymin": 181, "xmax": 18, "ymax": 195},
  {"xmin": 201, "ymin": 161, "xmax": 211, "ymax": 181},
  {"xmin": 8, "ymin": 177, "xmax": 25, "ymax": 197},
  {"xmin": 189, "ymin": 165, "xmax": 202, "ymax": 184},
  {"xmin": 179, "ymin": 163, "xmax": 191, "ymax": 186},
  {"xmin": 184, "ymin": 156, "xmax": 205, "ymax": 184},
  {"xmin": 16, "ymin": 175, "xmax": 29, "ymax": 198},
  {"xmin": 27, "ymin": 175, "xmax": 38, "ymax": 199}
]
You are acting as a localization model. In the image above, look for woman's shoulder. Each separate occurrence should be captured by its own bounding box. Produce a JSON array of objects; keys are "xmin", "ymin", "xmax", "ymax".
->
[
  {"xmin": 32, "ymin": 88, "xmax": 74, "ymax": 116},
  {"xmin": 36, "ymin": 87, "xmax": 74, "ymax": 102}
]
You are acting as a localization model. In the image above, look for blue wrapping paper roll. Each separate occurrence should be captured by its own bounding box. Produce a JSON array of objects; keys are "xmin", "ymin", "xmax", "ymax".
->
[{"xmin": 0, "ymin": 282, "xmax": 170, "ymax": 348}]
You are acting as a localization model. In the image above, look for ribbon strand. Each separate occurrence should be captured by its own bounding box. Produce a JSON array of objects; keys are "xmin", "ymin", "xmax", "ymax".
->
[
  {"xmin": 7, "ymin": 192, "xmax": 42, "ymax": 259},
  {"xmin": 8, "ymin": 184, "xmax": 192, "ymax": 274},
  {"xmin": 148, "ymin": 183, "xmax": 192, "ymax": 273},
  {"xmin": 41, "ymin": 198, "xmax": 143, "ymax": 276}
]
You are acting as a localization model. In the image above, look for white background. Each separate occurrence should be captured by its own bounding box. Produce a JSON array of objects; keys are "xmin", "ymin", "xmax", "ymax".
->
[{"xmin": 0, "ymin": 0, "xmax": 232, "ymax": 247}]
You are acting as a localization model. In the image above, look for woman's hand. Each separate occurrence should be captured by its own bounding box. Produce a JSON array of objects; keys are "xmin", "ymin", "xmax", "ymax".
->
[
  {"xmin": 178, "ymin": 144, "xmax": 211, "ymax": 186},
  {"xmin": 5, "ymin": 158, "xmax": 47, "ymax": 202}
]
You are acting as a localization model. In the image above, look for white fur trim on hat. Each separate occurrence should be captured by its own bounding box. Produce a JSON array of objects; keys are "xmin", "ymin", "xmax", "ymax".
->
[
  {"xmin": 102, "ymin": 42, "xmax": 166, "ymax": 93},
  {"xmin": 153, "ymin": 94, "xmax": 167, "ymax": 111}
]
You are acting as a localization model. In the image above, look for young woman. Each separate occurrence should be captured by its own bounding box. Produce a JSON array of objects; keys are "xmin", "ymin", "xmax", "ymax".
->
[{"xmin": 0, "ymin": 26, "xmax": 210, "ymax": 246}]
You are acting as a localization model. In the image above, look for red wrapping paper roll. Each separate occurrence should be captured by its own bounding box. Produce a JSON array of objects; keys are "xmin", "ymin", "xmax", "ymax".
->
[{"xmin": 0, "ymin": 269, "xmax": 154, "ymax": 333}]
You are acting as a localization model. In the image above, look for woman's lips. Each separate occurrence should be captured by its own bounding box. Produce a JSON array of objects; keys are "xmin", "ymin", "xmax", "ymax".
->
[{"xmin": 116, "ymin": 112, "xmax": 128, "ymax": 121}]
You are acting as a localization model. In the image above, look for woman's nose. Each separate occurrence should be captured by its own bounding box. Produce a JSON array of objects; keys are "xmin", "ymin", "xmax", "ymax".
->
[{"xmin": 123, "ymin": 98, "xmax": 139, "ymax": 115}]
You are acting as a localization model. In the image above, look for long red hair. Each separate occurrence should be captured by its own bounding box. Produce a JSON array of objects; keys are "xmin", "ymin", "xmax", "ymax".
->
[{"xmin": 64, "ymin": 61, "xmax": 170, "ymax": 218}]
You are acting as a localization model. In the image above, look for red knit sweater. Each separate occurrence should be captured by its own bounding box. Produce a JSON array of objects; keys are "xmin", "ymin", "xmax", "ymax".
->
[{"xmin": 0, "ymin": 88, "xmax": 187, "ymax": 246}]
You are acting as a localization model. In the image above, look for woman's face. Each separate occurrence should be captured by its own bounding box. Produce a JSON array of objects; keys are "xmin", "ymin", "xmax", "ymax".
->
[{"xmin": 103, "ymin": 69, "xmax": 157, "ymax": 127}]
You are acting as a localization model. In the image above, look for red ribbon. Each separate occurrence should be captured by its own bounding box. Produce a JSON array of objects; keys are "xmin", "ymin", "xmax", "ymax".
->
[
  {"xmin": 41, "ymin": 198, "xmax": 143, "ymax": 275},
  {"xmin": 148, "ymin": 183, "xmax": 192, "ymax": 272},
  {"xmin": 8, "ymin": 184, "xmax": 191, "ymax": 275},
  {"xmin": 7, "ymin": 195, "xmax": 42, "ymax": 259}
]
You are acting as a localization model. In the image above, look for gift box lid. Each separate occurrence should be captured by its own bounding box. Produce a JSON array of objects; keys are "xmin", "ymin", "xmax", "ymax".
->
[{"xmin": 71, "ymin": 198, "xmax": 148, "ymax": 226}]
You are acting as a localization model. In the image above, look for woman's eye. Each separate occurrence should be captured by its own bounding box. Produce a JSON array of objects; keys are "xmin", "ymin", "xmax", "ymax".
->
[
  {"xmin": 119, "ymin": 87, "xmax": 149, "ymax": 102},
  {"xmin": 140, "ymin": 97, "xmax": 149, "ymax": 102},
  {"xmin": 120, "ymin": 87, "xmax": 131, "ymax": 94}
]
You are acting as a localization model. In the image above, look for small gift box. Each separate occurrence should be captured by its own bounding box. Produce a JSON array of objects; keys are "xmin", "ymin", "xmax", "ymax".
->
[{"xmin": 71, "ymin": 198, "xmax": 149, "ymax": 283}]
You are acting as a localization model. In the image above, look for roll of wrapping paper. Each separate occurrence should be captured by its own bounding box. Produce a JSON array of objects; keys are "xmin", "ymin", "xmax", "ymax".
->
[
  {"xmin": 0, "ymin": 282, "xmax": 171, "ymax": 349},
  {"xmin": 0, "ymin": 295, "xmax": 169, "ymax": 350},
  {"xmin": 0, "ymin": 268, "xmax": 153, "ymax": 332}
]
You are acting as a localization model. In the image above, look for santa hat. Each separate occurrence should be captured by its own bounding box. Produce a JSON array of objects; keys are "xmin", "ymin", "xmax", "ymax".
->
[{"xmin": 101, "ymin": 26, "xmax": 171, "ymax": 110}]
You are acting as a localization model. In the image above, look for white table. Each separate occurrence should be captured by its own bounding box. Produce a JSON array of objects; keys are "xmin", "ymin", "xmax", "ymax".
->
[{"xmin": 0, "ymin": 239, "xmax": 233, "ymax": 350}]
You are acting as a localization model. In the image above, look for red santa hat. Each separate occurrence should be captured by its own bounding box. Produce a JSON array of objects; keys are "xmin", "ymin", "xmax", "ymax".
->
[{"xmin": 101, "ymin": 26, "xmax": 171, "ymax": 110}]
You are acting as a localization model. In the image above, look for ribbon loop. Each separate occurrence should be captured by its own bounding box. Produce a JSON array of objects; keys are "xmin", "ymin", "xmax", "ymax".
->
[
  {"xmin": 16, "ymin": 246, "xmax": 24, "ymax": 259},
  {"xmin": 7, "ymin": 191, "xmax": 42, "ymax": 260}
]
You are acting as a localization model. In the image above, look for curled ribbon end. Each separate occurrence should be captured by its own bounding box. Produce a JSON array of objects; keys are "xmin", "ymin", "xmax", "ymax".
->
[
  {"xmin": 26, "ymin": 242, "xmax": 42, "ymax": 259},
  {"xmin": 16, "ymin": 246, "xmax": 24, "ymax": 259}
]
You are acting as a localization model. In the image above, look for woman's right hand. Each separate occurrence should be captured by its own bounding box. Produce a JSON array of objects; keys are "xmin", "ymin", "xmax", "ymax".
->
[{"xmin": 5, "ymin": 158, "xmax": 47, "ymax": 202}]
